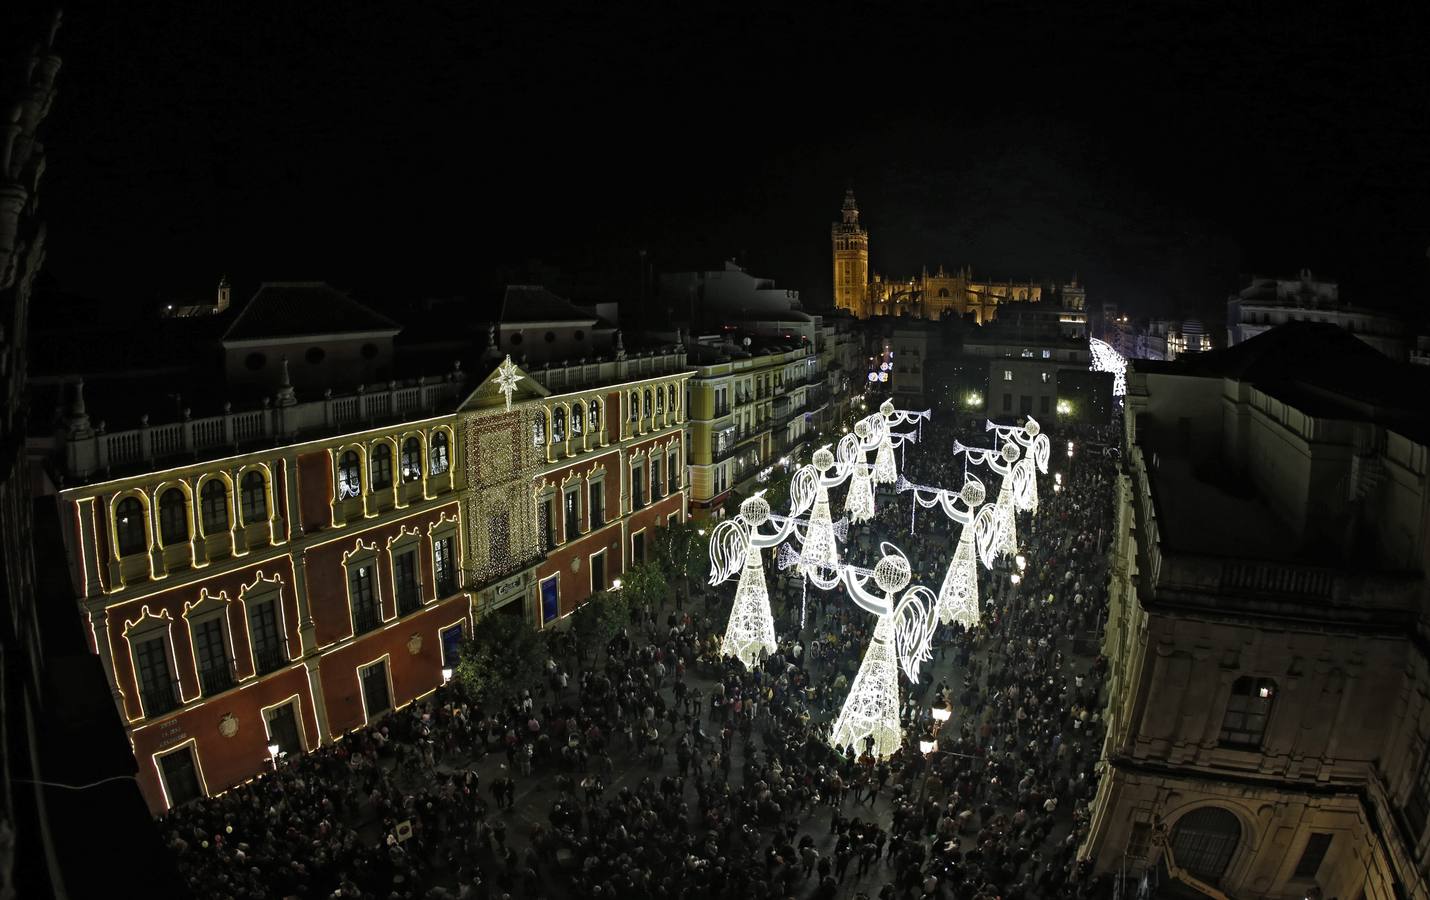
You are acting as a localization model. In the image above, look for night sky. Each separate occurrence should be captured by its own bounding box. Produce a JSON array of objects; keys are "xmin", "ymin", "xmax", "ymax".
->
[{"xmin": 34, "ymin": 3, "xmax": 1430, "ymax": 323}]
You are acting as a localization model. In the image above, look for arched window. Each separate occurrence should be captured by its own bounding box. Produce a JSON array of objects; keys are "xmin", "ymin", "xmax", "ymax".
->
[
  {"xmin": 643, "ymin": 389, "xmax": 653, "ymax": 418},
  {"xmin": 572, "ymin": 403, "xmax": 584, "ymax": 436},
  {"xmin": 1170, "ymin": 807, "xmax": 1240, "ymax": 883},
  {"xmin": 666, "ymin": 385, "xmax": 676, "ymax": 416},
  {"xmin": 401, "ymin": 437, "xmax": 422, "ymax": 482},
  {"xmin": 115, "ymin": 496, "xmax": 147, "ymax": 556},
  {"xmin": 429, "ymin": 431, "xmax": 450, "ymax": 475},
  {"xmin": 938, "ymin": 287, "xmax": 950, "ymax": 298},
  {"xmin": 532, "ymin": 416, "xmax": 546, "ymax": 448},
  {"xmin": 589, "ymin": 399, "xmax": 601, "ymax": 432},
  {"xmin": 240, "ymin": 471, "xmax": 268, "ymax": 525},
  {"xmin": 370, "ymin": 444, "xmax": 393, "ymax": 490},
  {"xmin": 552, "ymin": 407, "xmax": 566, "ymax": 443},
  {"xmin": 158, "ymin": 489, "xmax": 188, "ymax": 546},
  {"xmin": 338, "ymin": 451, "xmax": 362, "ymax": 499},
  {"xmin": 200, "ymin": 479, "xmax": 230, "ymax": 536},
  {"xmin": 629, "ymin": 391, "xmax": 639, "ymax": 422},
  {"xmin": 1220, "ymin": 676, "xmax": 1276, "ymax": 749},
  {"xmin": 655, "ymin": 387, "xmax": 664, "ymax": 415}
]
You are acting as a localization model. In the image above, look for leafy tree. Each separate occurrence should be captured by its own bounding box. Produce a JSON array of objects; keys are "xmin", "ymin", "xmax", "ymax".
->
[
  {"xmin": 620, "ymin": 562, "xmax": 669, "ymax": 615},
  {"xmin": 453, "ymin": 612, "xmax": 545, "ymax": 707},
  {"xmin": 569, "ymin": 589, "xmax": 628, "ymax": 666}
]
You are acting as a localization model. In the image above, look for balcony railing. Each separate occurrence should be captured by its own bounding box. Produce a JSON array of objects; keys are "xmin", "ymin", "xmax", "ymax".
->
[
  {"xmin": 142, "ymin": 682, "xmax": 181, "ymax": 717},
  {"xmin": 397, "ymin": 585, "xmax": 422, "ymax": 616},
  {"xmin": 353, "ymin": 605, "xmax": 381, "ymax": 636},
  {"xmin": 435, "ymin": 576, "xmax": 457, "ymax": 599},
  {"xmin": 254, "ymin": 645, "xmax": 287, "ymax": 676},
  {"xmin": 711, "ymin": 443, "xmax": 739, "ymax": 463},
  {"xmin": 199, "ymin": 664, "xmax": 235, "ymax": 697},
  {"xmin": 713, "ymin": 404, "xmax": 731, "ymax": 418}
]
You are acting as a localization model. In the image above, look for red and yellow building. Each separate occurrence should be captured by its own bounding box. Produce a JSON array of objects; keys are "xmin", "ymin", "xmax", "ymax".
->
[{"xmin": 53, "ymin": 344, "xmax": 690, "ymax": 813}]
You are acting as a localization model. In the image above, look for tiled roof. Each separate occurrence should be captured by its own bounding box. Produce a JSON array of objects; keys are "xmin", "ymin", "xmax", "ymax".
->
[
  {"xmin": 498, "ymin": 285, "xmax": 598, "ymax": 325},
  {"xmin": 222, "ymin": 282, "xmax": 400, "ymax": 343}
]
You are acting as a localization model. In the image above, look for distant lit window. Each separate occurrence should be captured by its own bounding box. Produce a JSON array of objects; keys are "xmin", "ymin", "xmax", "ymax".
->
[
  {"xmin": 401, "ymin": 437, "xmax": 422, "ymax": 482},
  {"xmin": 643, "ymin": 389, "xmax": 653, "ymax": 419},
  {"xmin": 1219, "ymin": 676, "xmax": 1276, "ymax": 749},
  {"xmin": 338, "ymin": 451, "xmax": 362, "ymax": 499},
  {"xmin": 370, "ymin": 444, "xmax": 393, "ymax": 490},
  {"xmin": 200, "ymin": 479, "xmax": 229, "ymax": 535},
  {"xmin": 572, "ymin": 404, "xmax": 584, "ymax": 436},
  {"xmin": 1041, "ymin": 372, "xmax": 1051, "ymax": 384},
  {"xmin": 552, "ymin": 407, "xmax": 566, "ymax": 443},
  {"xmin": 429, "ymin": 431, "xmax": 450, "ymax": 475},
  {"xmin": 1003, "ymin": 370, "xmax": 1013, "ymax": 382},
  {"xmin": 240, "ymin": 470, "xmax": 267, "ymax": 524},
  {"xmin": 1042, "ymin": 350, "xmax": 1051, "ymax": 359},
  {"xmin": 115, "ymin": 496, "xmax": 147, "ymax": 556},
  {"xmin": 589, "ymin": 399, "xmax": 601, "ymax": 433},
  {"xmin": 629, "ymin": 391, "xmax": 639, "ymax": 422}
]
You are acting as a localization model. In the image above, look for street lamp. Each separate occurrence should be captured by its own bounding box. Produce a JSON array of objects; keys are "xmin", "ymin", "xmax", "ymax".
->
[
  {"xmin": 612, "ymin": 578, "xmax": 623, "ymax": 590},
  {"xmin": 1015, "ymin": 554, "xmax": 1026, "ymax": 571},
  {"xmin": 441, "ymin": 667, "xmax": 453, "ymax": 685},
  {"xmin": 1010, "ymin": 573, "xmax": 1021, "ymax": 585},
  {"xmin": 918, "ymin": 736, "xmax": 938, "ymax": 755},
  {"xmin": 931, "ymin": 698, "xmax": 952, "ymax": 725}
]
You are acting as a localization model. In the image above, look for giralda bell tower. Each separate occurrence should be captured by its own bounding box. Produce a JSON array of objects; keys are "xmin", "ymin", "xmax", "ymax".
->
[{"xmin": 831, "ymin": 189, "xmax": 869, "ymax": 318}]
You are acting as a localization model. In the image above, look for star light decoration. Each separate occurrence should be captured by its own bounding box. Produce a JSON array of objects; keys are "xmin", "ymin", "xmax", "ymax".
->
[{"xmin": 494, "ymin": 354, "xmax": 523, "ymax": 412}]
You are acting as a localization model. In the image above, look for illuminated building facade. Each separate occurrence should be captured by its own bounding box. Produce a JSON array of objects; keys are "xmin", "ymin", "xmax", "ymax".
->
[
  {"xmin": 831, "ymin": 190, "xmax": 1056, "ymax": 322},
  {"xmin": 684, "ymin": 337, "xmax": 816, "ymax": 518},
  {"xmin": 1086, "ymin": 324, "xmax": 1430, "ymax": 899},
  {"xmin": 46, "ymin": 285, "xmax": 690, "ymax": 813},
  {"xmin": 1227, "ymin": 270, "xmax": 1408, "ymax": 362}
]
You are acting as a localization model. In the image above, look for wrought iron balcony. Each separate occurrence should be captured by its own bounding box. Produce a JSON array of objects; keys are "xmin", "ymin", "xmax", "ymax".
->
[
  {"xmin": 353, "ymin": 605, "xmax": 382, "ymax": 636},
  {"xmin": 142, "ymin": 682, "xmax": 180, "ymax": 717},
  {"xmin": 254, "ymin": 645, "xmax": 287, "ymax": 676},
  {"xmin": 198, "ymin": 664, "xmax": 235, "ymax": 697}
]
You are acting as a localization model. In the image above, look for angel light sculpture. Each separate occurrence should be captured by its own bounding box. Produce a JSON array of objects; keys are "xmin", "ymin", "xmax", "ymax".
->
[
  {"xmin": 707, "ymin": 469, "xmax": 849, "ymax": 667},
  {"xmin": 954, "ymin": 438, "xmax": 1025, "ymax": 561},
  {"xmin": 778, "ymin": 542, "xmax": 937, "ymax": 759},
  {"xmin": 986, "ymin": 417, "xmax": 1050, "ymax": 515},
  {"xmin": 801, "ymin": 447, "xmax": 842, "ymax": 578},
  {"xmin": 895, "ymin": 472, "xmax": 998, "ymax": 629},
  {"xmin": 844, "ymin": 420, "xmax": 877, "ymax": 524}
]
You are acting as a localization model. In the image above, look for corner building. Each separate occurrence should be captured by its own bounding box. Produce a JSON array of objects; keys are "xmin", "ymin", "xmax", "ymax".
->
[
  {"xmin": 49, "ymin": 286, "xmax": 690, "ymax": 813},
  {"xmin": 1085, "ymin": 324, "xmax": 1430, "ymax": 899}
]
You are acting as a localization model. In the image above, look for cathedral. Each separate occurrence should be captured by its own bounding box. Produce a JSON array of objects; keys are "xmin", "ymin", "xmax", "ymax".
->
[{"xmin": 832, "ymin": 189, "xmax": 1045, "ymax": 322}]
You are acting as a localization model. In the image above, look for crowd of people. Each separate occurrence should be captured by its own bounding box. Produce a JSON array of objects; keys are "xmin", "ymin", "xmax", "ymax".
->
[{"xmin": 158, "ymin": 405, "xmax": 1122, "ymax": 900}]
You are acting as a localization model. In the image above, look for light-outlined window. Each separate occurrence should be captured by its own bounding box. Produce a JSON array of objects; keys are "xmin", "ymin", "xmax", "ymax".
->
[
  {"xmin": 247, "ymin": 594, "xmax": 286, "ymax": 675},
  {"xmin": 358, "ymin": 658, "xmax": 392, "ymax": 720},
  {"xmin": 429, "ymin": 430, "xmax": 450, "ymax": 475},
  {"xmin": 440, "ymin": 623, "xmax": 464, "ymax": 667},
  {"xmin": 589, "ymin": 479, "xmax": 605, "ymax": 529},
  {"xmin": 632, "ymin": 528, "xmax": 646, "ymax": 564},
  {"xmin": 1219, "ymin": 676, "xmax": 1276, "ymax": 749},
  {"xmin": 158, "ymin": 488, "xmax": 189, "ymax": 546},
  {"xmin": 632, "ymin": 461, "xmax": 646, "ymax": 509},
  {"xmin": 199, "ymin": 479, "xmax": 230, "ymax": 536},
  {"xmin": 433, "ymin": 535, "xmax": 456, "ymax": 597},
  {"xmin": 590, "ymin": 549, "xmax": 607, "ymax": 593},
  {"xmin": 191, "ymin": 613, "xmax": 234, "ymax": 697},
  {"xmin": 668, "ymin": 451, "xmax": 680, "ymax": 487},
  {"xmin": 337, "ymin": 450, "xmax": 362, "ymax": 499},
  {"xmin": 552, "ymin": 406, "xmax": 567, "ymax": 443},
  {"xmin": 655, "ymin": 387, "xmax": 664, "ymax": 416},
  {"xmin": 133, "ymin": 630, "xmax": 179, "ymax": 717},
  {"xmin": 263, "ymin": 699, "xmax": 304, "ymax": 757},
  {"xmin": 113, "ymin": 501, "xmax": 153, "ymax": 566},
  {"xmin": 651, "ymin": 456, "xmax": 663, "ymax": 499},
  {"xmin": 643, "ymin": 388, "xmax": 653, "ymax": 419},
  {"xmin": 667, "ymin": 384, "xmax": 676, "ymax": 417},
  {"xmin": 563, "ymin": 486, "xmax": 581, "ymax": 540},
  {"xmin": 394, "ymin": 548, "xmax": 421, "ymax": 616},
  {"xmin": 240, "ymin": 470, "xmax": 268, "ymax": 525},
  {"xmin": 589, "ymin": 398, "xmax": 601, "ymax": 435},
  {"xmin": 629, "ymin": 391, "xmax": 639, "ymax": 423},
  {"xmin": 156, "ymin": 743, "xmax": 204, "ymax": 808},
  {"xmin": 572, "ymin": 403, "xmax": 584, "ymax": 437},
  {"xmin": 400, "ymin": 437, "xmax": 423, "ymax": 482},
  {"xmin": 539, "ymin": 491, "xmax": 556, "ymax": 549},
  {"xmin": 370, "ymin": 443, "xmax": 393, "ymax": 490},
  {"xmin": 350, "ymin": 563, "xmax": 380, "ymax": 635}
]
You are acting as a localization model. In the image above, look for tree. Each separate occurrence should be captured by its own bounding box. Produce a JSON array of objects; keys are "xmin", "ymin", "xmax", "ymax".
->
[
  {"xmin": 655, "ymin": 520, "xmax": 711, "ymax": 596},
  {"xmin": 620, "ymin": 562, "xmax": 669, "ymax": 615},
  {"xmin": 570, "ymin": 589, "xmax": 628, "ymax": 666},
  {"xmin": 453, "ymin": 613, "xmax": 546, "ymax": 707}
]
